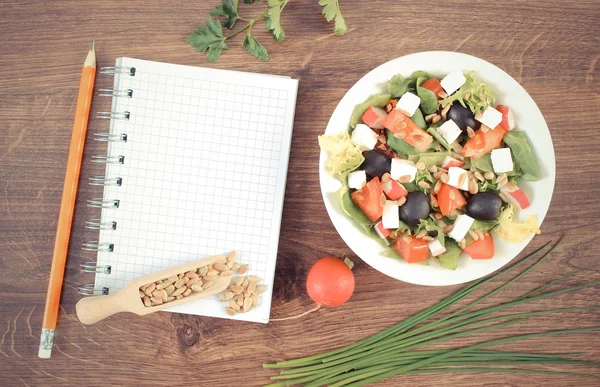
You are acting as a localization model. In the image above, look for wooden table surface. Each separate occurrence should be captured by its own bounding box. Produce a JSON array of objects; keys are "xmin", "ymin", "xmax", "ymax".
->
[{"xmin": 1, "ymin": 0, "xmax": 599, "ymax": 386}]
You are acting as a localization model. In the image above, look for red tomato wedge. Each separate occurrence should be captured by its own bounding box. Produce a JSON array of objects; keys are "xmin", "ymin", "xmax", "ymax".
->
[
  {"xmin": 393, "ymin": 236, "xmax": 430, "ymax": 263},
  {"xmin": 362, "ymin": 106, "xmax": 388, "ymax": 129},
  {"xmin": 382, "ymin": 110, "xmax": 434, "ymax": 151},
  {"xmin": 437, "ymin": 183, "xmax": 467, "ymax": 216},
  {"xmin": 496, "ymin": 105, "xmax": 515, "ymax": 131},
  {"xmin": 350, "ymin": 176, "xmax": 384, "ymax": 222},
  {"xmin": 421, "ymin": 78, "xmax": 444, "ymax": 99},
  {"xmin": 464, "ymin": 232, "xmax": 495, "ymax": 259},
  {"xmin": 382, "ymin": 178, "xmax": 408, "ymax": 200},
  {"xmin": 463, "ymin": 125, "xmax": 506, "ymax": 159}
]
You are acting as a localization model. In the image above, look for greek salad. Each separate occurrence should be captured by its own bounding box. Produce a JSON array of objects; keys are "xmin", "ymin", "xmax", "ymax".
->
[{"xmin": 319, "ymin": 70, "xmax": 542, "ymax": 270}]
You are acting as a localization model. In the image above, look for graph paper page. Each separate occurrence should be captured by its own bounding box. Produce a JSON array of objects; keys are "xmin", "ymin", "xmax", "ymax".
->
[{"xmin": 93, "ymin": 58, "xmax": 298, "ymax": 323}]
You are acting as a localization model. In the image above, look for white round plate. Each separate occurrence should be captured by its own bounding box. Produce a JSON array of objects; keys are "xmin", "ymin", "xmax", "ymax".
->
[{"xmin": 319, "ymin": 51, "xmax": 555, "ymax": 286}]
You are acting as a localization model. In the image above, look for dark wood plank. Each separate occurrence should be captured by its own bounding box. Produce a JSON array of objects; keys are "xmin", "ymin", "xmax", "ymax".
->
[{"xmin": 0, "ymin": 0, "xmax": 599, "ymax": 385}]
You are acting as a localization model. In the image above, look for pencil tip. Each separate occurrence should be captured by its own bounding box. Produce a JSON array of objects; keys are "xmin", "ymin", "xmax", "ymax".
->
[{"xmin": 91, "ymin": 41, "xmax": 95, "ymax": 51}]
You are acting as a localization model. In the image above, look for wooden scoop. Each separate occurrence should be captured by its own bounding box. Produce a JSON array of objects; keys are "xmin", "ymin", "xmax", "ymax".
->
[{"xmin": 76, "ymin": 254, "xmax": 232, "ymax": 324}]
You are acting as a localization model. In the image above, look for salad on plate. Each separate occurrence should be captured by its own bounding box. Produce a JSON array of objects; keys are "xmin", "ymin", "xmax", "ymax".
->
[{"xmin": 319, "ymin": 70, "xmax": 542, "ymax": 270}]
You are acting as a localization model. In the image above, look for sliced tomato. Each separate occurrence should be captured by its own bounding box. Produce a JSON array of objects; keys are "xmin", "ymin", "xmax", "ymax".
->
[
  {"xmin": 441, "ymin": 156, "xmax": 465, "ymax": 169},
  {"xmin": 393, "ymin": 236, "xmax": 430, "ymax": 263},
  {"xmin": 350, "ymin": 176, "xmax": 384, "ymax": 222},
  {"xmin": 382, "ymin": 110, "xmax": 434, "ymax": 151},
  {"xmin": 362, "ymin": 106, "xmax": 388, "ymax": 129},
  {"xmin": 437, "ymin": 183, "xmax": 466, "ymax": 216},
  {"xmin": 464, "ymin": 232, "xmax": 495, "ymax": 259},
  {"xmin": 421, "ymin": 78, "xmax": 444, "ymax": 99},
  {"xmin": 463, "ymin": 126, "xmax": 506, "ymax": 159},
  {"xmin": 382, "ymin": 178, "xmax": 408, "ymax": 200},
  {"xmin": 374, "ymin": 221, "xmax": 390, "ymax": 238},
  {"xmin": 496, "ymin": 105, "xmax": 515, "ymax": 131}
]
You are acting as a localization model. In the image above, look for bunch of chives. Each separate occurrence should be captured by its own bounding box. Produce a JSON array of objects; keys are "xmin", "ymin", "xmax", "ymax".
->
[{"xmin": 263, "ymin": 236, "xmax": 600, "ymax": 386}]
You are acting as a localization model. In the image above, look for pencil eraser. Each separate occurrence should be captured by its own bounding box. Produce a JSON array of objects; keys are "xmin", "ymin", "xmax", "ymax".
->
[{"xmin": 38, "ymin": 346, "xmax": 52, "ymax": 359}]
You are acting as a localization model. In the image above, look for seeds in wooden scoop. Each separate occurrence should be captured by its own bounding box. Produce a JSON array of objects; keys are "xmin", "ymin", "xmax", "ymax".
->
[{"xmin": 139, "ymin": 252, "xmax": 238, "ymax": 307}]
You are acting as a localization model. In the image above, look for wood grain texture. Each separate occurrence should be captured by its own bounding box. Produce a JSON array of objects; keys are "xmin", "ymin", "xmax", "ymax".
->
[{"xmin": 0, "ymin": 0, "xmax": 599, "ymax": 385}]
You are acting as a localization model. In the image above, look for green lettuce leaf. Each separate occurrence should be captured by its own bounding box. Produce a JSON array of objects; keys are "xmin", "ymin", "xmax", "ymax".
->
[
  {"xmin": 440, "ymin": 72, "xmax": 495, "ymax": 114},
  {"xmin": 470, "ymin": 219, "xmax": 499, "ymax": 232},
  {"xmin": 386, "ymin": 129, "xmax": 421, "ymax": 155},
  {"xmin": 388, "ymin": 71, "xmax": 429, "ymax": 98},
  {"xmin": 337, "ymin": 185, "xmax": 373, "ymax": 226},
  {"xmin": 416, "ymin": 77, "xmax": 438, "ymax": 115},
  {"xmin": 318, "ymin": 131, "xmax": 364, "ymax": 180},
  {"xmin": 409, "ymin": 151, "xmax": 451, "ymax": 166},
  {"xmin": 349, "ymin": 94, "xmax": 391, "ymax": 129},
  {"xmin": 502, "ymin": 131, "xmax": 541, "ymax": 181},
  {"xmin": 412, "ymin": 108, "xmax": 427, "ymax": 129},
  {"xmin": 435, "ymin": 240, "xmax": 461, "ymax": 270},
  {"xmin": 471, "ymin": 153, "xmax": 493, "ymax": 172}
]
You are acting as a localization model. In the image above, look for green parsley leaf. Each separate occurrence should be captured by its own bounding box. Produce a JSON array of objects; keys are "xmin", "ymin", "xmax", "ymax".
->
[
  {"xmin": 318, "ymin": 0, "xmax": 347, "ymax": 36},
  {"xmin": 264, "ymin": 0, "xmax": 285, "ymax": 42},
  {"xmin": 209, "ymin": 0, "xmax": 239, "ymax": 29},
  {"xmin": 187, "ymin": 18, "xmax": 228, "ymax": 62},
  {"xmin": 243, "ymin": 33, "xmax": 268, "ymax": 61}
]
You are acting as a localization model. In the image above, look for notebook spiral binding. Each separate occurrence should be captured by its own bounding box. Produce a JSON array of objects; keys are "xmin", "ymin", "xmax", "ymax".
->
[
  {"xmin": 80, "ymin": 68, "xmax": 136, "ymax": 295},
  {"xmin": 78, "ymin": 284, "xmax": 110, "ymax": 296}
]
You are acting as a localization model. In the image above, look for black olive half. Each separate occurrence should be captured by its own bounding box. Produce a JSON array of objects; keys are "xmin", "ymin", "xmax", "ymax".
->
[
  {"xmin": 447, "ymin": 101, "xmax": 481, "ymax": 132},
  {"xmin": 466, "ymin": 192, "xmax": 503, "ymax": 220},
  {"xmin": 399, "ymin": 191, "xmax": 431, "ymax": 227},
  {"xmin": 360, "ymin": 150, "xmax": 391, "ymax": 179}
]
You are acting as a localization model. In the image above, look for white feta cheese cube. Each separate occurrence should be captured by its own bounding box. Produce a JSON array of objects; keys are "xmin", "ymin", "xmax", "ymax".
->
[
  {"xmin": 437, "ymin": 119, "xmax": 463, "ymax": 144},
  {"xmin": 447, "ymin": 167, "xmax": 469, "ymax": 191},
  {"xmin": 348, "ymin": 170, "xmax": 367, "ymax": 190},
  {"xmin": 382, "ymin": 201, "xmax": 399, "ymax": 229},
  {"xmin": 440, "ymin": 70, "xmax": 466, "ymax": 95},
  {"xmin": 390, "ymin": 158, "xmax": 417, "ymax": 182},
  {"xmin": 491, "ymin": 148, "xmax": 514, "ymax": 173},
  {"xmin": 477, "ymin": 106, "xmax": 503, "ymax": 129},
  {"xmin": 351, "ymin": 124, "xmax": 378, "ymax": 151},
  {"xmin": 449, "ymin": 214, "xmax": 475, "ymax": 242},
  {"xmin": 396, "ymin": 92, "xmax": 421, "ymax": 117},
  {"xmin": 428, "ymin": 239, "xmax": 447, "ymax": 257}
]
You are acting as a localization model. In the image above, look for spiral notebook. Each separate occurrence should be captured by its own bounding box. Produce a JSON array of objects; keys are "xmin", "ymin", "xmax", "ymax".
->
[{"xmin": 86, "ymin": 58, "xmax": 298, "ymax": 323}]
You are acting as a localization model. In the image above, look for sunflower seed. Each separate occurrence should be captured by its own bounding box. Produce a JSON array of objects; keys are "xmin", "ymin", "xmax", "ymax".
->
[
  {"xmin": 251, "ymin": 294, "xmax": 257, "ymax": 307},
  {"xmin": 230, "ymin": 285, "xmax": 244, "ymax": 294},
  {"xmin": 233, "ymin": 276, "xmax": 244, "ymax": 286},
  {"xmin": 443, "ymin": 224, "xmax": 454, "ymax": 234},
  {"xmin": 156, "ymin": 282, "xmax": 171, "ymax": 290},
  {"xmin": 459, "ymin": 239, "xmax": 467, "ymax": 249},
  {"xmin": 150, "ymin": 296, "xmax": 163, "ymax": 305},
  {"xmin": 143, "ymin": 296, "xmax": 151, "ymax": 307},
  {"xmin": 449, "ymin": 190, "xmax": 456, "ymax": 200},
  {"xmin": 476, "ymin": 230, "xmax": 486, "ymax": 240},
  {"xmin": 174, "ymin": 279, "xmax": 185, "ymax": 289},
  {"xmin": 469, "ymin": 180, "xmax": 479, "ymax": 195},
  {"xmin": 418, "ymin": 181, "xmax": 431, "ymax": 189},
  {"xmin": 398, "ymin": 175, "xmax": 412, "ymax": 183},
  {"xmin": 247, "ymin": 282, "xmax": 257, "ymax": 294},
  {"xmin": 183, "ymin": 288, "xmax": 192, "ymax": 297},
  {"xmin": 497, "ymin": 179, "xmax": 508, "ymax": 189},
  {"xmin": 458, "ymin": 173, "xmax": 467, "ymax": 188},
  {"xmin": 474, "ymin": 171, "xmax": 485, "ymax": 182},
  {"xmin": 441, "ymin": 104, "xmax": 451, "ymax": 120},
  {"xmin": 434, "ymin": 181, "xmax": 442, "ymax": 194},
  {"xmin": 416, "ymin": 162, "xmax": 426, "ymax": 171},
  {"xmin": 402, "ymin": 235, "xmax": 412, "ymax": 243},
  {"xmin": 139, "ymin": 290, "xmax": 145, "ymax": 298},
  {"xmin": 484, "ymin": 171, "xmax": 495, "ymax": 180},
  {"xmin": 220, "ymin": 292, "xmax": 234, "ymax": 302},
  {"xmin": 255, "ymin": 285, "xmax": 266, "ymax": 295},
  {"xmin": 440, "ymin": 173, "xmax": 449, "ymax": 183},
  {"xmin": 248, "ymin": 275, "xmax": 261, "ymax": 283},
  {"xmin": 225, "ymin": 307, "xmax": 236, "ymax": 316},
  {"xmin": 212, "ymin": 263, "xmax": 227, "ymax": 272},
  {"xmin": 434, "ymin": 212, "xmax": 443, "ymax": 220},
  {"xmin": 469, "ymin": 230, "xmax": 479, "ymax": 241},
  {"xmin": 172, "ymin": 286, "xmax": 186, "ymax": 297},
  {"xmin": 144, "ymin": 282, "xmax": 156, "ymax": 296},
  {"xmin": 499, "ymin": 192, "xmax": 509, "ymax": 203},
  {"xmin": 184, "ymin": 271, "xmax": 198, "ymax": 279},
  {"xmin": 187, "ymin": 277, "xmax": 201, "ymax": 286},
  {"xmin": 229, "ymin": 300, "xmax": 240, "ymax": 312},
  {"xmin": 198, "ymin": 266, "xmax": 208, "ymax": 276},
  {"xmin": 431, "ymin": 115, "xmax": 441, "ymax": 124},
  {"xmin": 398, "ymin": 196, "xmax": 407, "ymax": 206},
  {"xmin": 220, "ymin": 270, "xmax": 234, "ymax": 277},
  {"xmin": 191, "ymin": 284, "xmax": 204, "ymax": 292},
  {"xmin": 425, "ymin": 113, "xmax": 437, "ymax": 122},
  {"xmin": 236, "ymin": 264, "xmax": 249, "ymax": 275},
  {"xmin": 428, "ymin": 164, "xmax": 438, "ymax": 173},
  {"xmin": 497, "ymin": 173, "xmax": 508, "ymax": 183},
  {"xmin": 415, "ymin": 229, "xmax": 428, "ymax": 239},
  {"xmin": 203, "ymin": 280, "xmax": 215, "ymax": 288},
  {"xmin": 467, "ymin": 126, "xmax": 475, "ymax": 138}
]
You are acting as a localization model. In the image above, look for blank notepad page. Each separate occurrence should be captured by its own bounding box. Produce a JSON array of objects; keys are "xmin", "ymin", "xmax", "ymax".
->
[{"xmin": 94, "ymin": 58, "xmax": 298, "ymax": 323}]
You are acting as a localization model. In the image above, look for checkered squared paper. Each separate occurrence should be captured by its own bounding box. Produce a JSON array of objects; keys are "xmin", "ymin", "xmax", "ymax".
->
[{"xmin": 94, "ymin": 58, "xmax": 298, "ymax": 323}]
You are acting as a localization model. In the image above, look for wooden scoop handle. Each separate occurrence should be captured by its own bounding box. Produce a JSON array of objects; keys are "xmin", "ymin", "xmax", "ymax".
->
[{"xmin": 76, "ymin": 290, "xmax": 130, "ymax": 325}]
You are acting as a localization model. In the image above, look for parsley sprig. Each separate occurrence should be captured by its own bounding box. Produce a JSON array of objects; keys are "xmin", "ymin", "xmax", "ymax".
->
[{"xmin": 187, "ymin": 0, "xmax": 347, "ymax": 62}]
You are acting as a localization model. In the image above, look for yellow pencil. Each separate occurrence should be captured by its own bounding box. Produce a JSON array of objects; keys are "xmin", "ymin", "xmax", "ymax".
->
[{"xmin": 39, "ymin": 42, "xmax": 96, "ymax": 359}]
